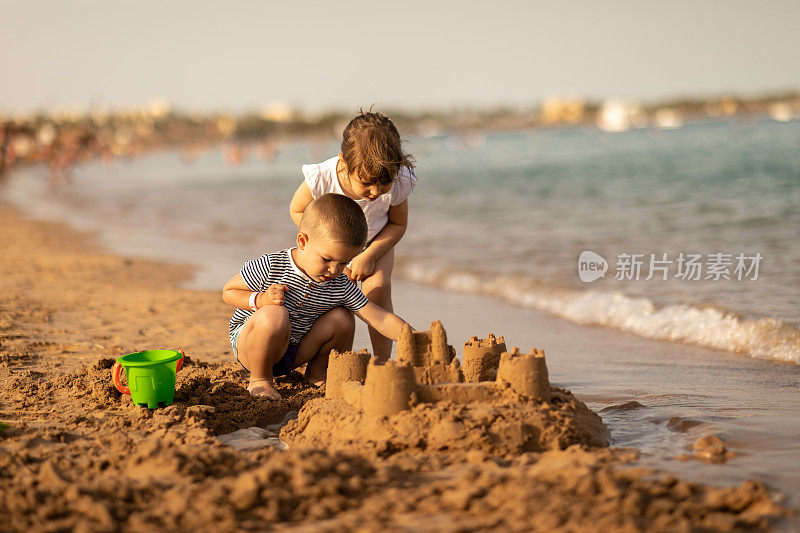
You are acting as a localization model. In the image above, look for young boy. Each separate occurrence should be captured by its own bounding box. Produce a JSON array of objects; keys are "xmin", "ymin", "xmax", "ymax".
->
[{"xmin": 223, "ymin": 193, "xmax": 410, "ymax": 399}]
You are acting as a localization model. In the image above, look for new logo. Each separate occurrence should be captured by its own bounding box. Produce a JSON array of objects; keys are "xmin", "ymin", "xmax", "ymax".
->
[{"xmin": 578, "ymin": 251, "xmax": 608, "ymax": 282}]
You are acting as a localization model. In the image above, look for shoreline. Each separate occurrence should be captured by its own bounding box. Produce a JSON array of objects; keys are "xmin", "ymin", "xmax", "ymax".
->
[
  {"xmin": 6, "ymin": 148, "xmax": 799, "ymax": 367},
  {"xmin": 0, "ymin": 203, "xmax": 233, "ymax": 373},
  {"xmin": 0, "ymin": 202, "xmax": 796, "ymax": 531}
]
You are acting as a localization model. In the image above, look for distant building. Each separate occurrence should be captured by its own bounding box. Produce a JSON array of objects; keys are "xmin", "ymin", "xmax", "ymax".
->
[
  {"xmin": 539, "ymin": 95, "xmax": 586, "ymax": 125},
  {"xmin": 260, "ymin": 102, "xmax": 294, "ymax": 123},
  {"xmin": 597, "ymin": 100, "xmax": 646, "ymax": 132},
  {"xmin": 147, "ymin": 99, "xmax": 171, "ymax": 119},
  {"xmin": 706, "ymin": 96, "xmax": 739, "ymax": 118},
  {"xmin": 768, "ymin": 102, "xmax": 794, "ymax": 122},
  {"xmin": 653, "ymin": 107, "xmax": 684, "ymax": 129}
]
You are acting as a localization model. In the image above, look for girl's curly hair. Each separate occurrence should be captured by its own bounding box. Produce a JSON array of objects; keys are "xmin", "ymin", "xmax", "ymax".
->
[{"xmin": 339, "ymin": 107, "xmax": 415, "ymax": 185}]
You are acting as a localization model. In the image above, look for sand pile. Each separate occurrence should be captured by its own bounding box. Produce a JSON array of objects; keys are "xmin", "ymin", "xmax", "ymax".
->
[
  {"xmin": 283, "ymin": 391, "xmax": 608, "ymax": 458},
  {"xmin": 1, "ymin": 342, "xmax": 789, "ymax": 533},
  {"xmin": 1, "ymin": 355, "xmax": 321, "ymax": 440},
  {"xmin": 1, "ymin": 358, "xmax": 330, "ymax": 532},
  {"xmin": 1, "ymin": 433, "xmax": 384, "ymax": 532},
  {"xmin": 286, "ymin": 446, "xmax": 785, "ymax": 532}
]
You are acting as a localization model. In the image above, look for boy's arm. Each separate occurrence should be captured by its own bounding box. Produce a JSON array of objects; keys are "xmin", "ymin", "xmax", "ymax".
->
[
  {"xmin": 346, "ymin": 200, "xmax": 408, "ymax": 281},
  {"xmin": 222, "ymin": 274, "xmax": 288, "ymax": 309},
  {"xmin": 354, "ymin": 301, "xmax": 409, "ymax": 341},
  {"xmin": 289, "ymin": 182, "xmax": 314, "ymax": 227}
]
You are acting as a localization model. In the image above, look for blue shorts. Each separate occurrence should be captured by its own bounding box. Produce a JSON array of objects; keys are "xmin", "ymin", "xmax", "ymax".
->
[{"xmin": 230, "ymin": 323, "xmax": 299, "ymax": 377}]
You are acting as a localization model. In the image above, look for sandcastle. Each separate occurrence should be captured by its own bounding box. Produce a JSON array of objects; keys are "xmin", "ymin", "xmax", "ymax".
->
[
  {"xmin": 463, "ymin": 333, "xmax": 506, "ymax": 382},
  {"xmin": 285, "ymin": 320, "xmax": 609, "ymax": 455},
  {"xmin": 325, "ymin": 320, "xmax": 551, "ymax": 417}
]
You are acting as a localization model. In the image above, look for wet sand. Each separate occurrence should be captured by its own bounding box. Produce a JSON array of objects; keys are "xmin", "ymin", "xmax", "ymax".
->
[
  {"xmin": 378, "ymin": 281, "xmax": 800, "ymax": 512},
  {"xmin": 0, "ymin": 203, "xmax": 793, "ymax": 531}
]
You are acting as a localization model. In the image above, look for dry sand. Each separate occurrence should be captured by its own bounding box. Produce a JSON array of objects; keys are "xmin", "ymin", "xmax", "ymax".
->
[{"xmin": 0, "ymin": 204, "xmax": 791, "ymax": 532}]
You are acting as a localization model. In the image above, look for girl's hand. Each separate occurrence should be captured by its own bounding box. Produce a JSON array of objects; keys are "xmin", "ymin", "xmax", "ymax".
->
[
  {"xmin": 260, "ymin": 284, "xmax": 289, "ymax": 306},
  {"xmin": 345, "ymin": 253, "xmax": 376, "ymax": 282}
]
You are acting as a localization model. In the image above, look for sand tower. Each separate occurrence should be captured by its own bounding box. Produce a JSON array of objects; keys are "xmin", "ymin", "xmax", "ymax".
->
[
  {"xmin": 325, "ymin": 348, "xmax": 371, "ymax": 400},
  {"xmin": 396, "ymin": 321, "xmax": 463, "ymax": 385},
  {"xmin": 362, "ymin": 359, "xmax": 416, "ymax": 418},
  {"xmin": 496, "ymin": 347, "xmax": 550, "ymax": 401},
  {"xmin": 462, "ymin": 334, "xmax": 507, "ymax": 382}
]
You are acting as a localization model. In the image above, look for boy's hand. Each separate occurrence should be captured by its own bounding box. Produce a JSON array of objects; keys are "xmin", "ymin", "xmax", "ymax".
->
[
  {"xmin": 345, "ymin": 252, "xmax": 376, "ymax": 282},
  {"xmin": 261, "ymin": 284, "xmax": 289, "ymax": 306}
]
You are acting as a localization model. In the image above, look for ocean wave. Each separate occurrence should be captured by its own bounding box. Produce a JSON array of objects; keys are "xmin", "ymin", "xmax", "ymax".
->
[{"xmin": 399, "ymin": 263, "xmax": 800, "ymax": 365}]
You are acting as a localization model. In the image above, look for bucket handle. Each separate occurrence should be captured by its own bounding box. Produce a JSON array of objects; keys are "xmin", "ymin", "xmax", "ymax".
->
[
  {"xmin": 112, "ymin": 361, "xmax": 131, "ymax": 395},
  {"xmin": 112, "ymin": 349, "xmax": 186, "ymax": 395}
]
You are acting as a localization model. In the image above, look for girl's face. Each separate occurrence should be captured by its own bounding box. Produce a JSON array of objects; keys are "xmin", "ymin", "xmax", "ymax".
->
[
  {"xmin": 338, "ymin": 155, "xmax": 392, "ymax": 201},
  {"xmin": 347, "ymin": 174, "xmax": 392, "ymax": 202}
]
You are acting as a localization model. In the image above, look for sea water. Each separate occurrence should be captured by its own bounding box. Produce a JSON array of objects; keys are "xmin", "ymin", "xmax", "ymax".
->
[
  {"xmin": 3, "ymin": 117, "xmax": 799, "ymax": 513},
  {"xmin": 7, "ymin": 118, "xmax": 798, "ymax": 363}
]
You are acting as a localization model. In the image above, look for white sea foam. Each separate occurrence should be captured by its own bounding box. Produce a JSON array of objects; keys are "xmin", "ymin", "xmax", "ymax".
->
[{"xmin": 401, "ymin": 263, "xmax": 800, "ymax": 365}]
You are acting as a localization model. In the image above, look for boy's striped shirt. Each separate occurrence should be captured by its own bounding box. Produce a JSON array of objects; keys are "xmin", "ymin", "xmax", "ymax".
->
[{"xmin": 229, "ymin": 248, "xmax": 369, "ymax": 345}]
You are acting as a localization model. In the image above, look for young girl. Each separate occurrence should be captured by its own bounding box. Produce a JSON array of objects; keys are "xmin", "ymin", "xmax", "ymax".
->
[{"xmin": 289, "ymin": 110, "xmax": 416, "ymax": 361}]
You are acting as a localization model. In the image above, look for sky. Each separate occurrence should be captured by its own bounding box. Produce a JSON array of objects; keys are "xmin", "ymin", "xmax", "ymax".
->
[{"xmin": 2, "ymin": 0, "xmax": 799, "ymax": 114}]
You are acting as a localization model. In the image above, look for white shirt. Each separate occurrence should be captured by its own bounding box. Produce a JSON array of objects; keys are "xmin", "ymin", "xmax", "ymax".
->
[{"xmin": 302, "ymin": 156, "xmax": 417, "ymax": 241}]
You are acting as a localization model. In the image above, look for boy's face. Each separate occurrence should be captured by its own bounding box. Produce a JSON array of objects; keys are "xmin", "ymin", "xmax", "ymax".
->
[{"xmin": 295, "ymin": 232, "xmax": 362, "ymax": 282}]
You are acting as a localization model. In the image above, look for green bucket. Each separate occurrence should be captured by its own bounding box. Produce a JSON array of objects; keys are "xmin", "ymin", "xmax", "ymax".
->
[{"xmin": 112, "ymin": 350, "xmax": 184, "ymax": 409}]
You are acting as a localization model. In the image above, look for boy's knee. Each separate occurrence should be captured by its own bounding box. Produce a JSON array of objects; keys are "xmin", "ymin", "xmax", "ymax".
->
[{"xmin": 250, "ymin": 306, "xmax": 290, "ymax": 335}]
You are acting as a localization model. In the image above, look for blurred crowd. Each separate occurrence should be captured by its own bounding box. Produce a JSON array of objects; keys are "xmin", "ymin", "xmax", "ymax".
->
[
  {"xmin": 0, "ymin": 121, "xmax": 100, "ymax": 182},
  {"xmin": 0, "ymin": 104, "xmax": 342, "ymax": 183},
  {"xmin": 0, "ymin": 107, "xmax": 235, "ymax": 183},
  {"xmin": 2, "ymin": 91, "xmax": 797, "ymax": 182}
]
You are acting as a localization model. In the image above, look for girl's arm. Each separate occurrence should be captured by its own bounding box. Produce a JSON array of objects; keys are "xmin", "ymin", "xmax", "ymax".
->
[
  {"xmin": 355, "ymin": 301, "xmax": 408, "ymax": 341},
  {"xmin": 346, "ymin": 200, "xmax": 408, "ymax": 281},
  {"xmin": 289, "ymin": 182, "xmax": 314, "ymax": 227},
  {"xmin": 368, "ymin": 199, "xmax": 408, "ymax": 259}
]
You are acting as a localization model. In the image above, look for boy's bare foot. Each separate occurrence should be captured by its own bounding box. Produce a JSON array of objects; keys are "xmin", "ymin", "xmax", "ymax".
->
[
  {"xmin": 303, "ymin": 371, "xmax": 326, "ymax": 388},
  {"xmin": 274, "ymin": 370, "xmax": 305, "ymax": 384},
  {"xmin": 247, "ymin": 379, "xmax": 281, "ymax": 399}
]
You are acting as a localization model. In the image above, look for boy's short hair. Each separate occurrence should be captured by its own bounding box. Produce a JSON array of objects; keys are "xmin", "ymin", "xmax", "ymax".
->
[
  {"xmin": 300, "ymin": 193, "xmax": 368, "ymax": 248},
  {"xmin": 340, "ymin": 109, "xmax": 415, "ymax": 186}
]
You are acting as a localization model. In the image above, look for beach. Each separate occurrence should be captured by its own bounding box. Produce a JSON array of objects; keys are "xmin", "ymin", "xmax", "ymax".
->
[
  {"xmin": 1, "ymin": 118, "xmax": 799, "ymax": 531},
  {"xmin": 3, "ymin": 1, "xmax": 800, "ymax": 529},
  {"xmin": 0, "ymin": 199, "xmax": 797, "ymax": 531}
]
